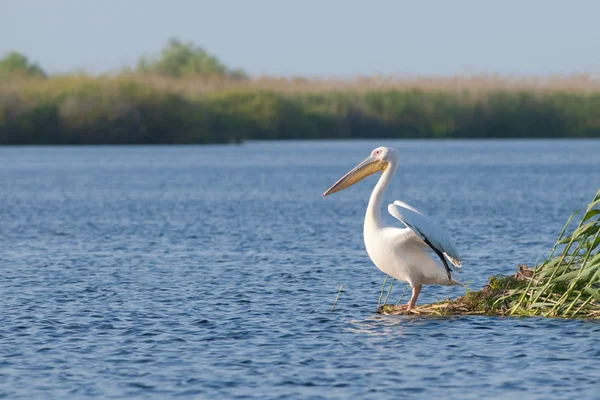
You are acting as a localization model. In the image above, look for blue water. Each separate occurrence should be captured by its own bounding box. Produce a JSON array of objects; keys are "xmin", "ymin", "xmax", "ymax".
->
[{"xmin": 1, "ymin": 140, "xmax": 600, "ymax": 399}]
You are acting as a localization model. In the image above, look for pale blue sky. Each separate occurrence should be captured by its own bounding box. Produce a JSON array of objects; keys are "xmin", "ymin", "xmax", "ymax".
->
[{"xmin": 2, "ymin": 0, "xmax": 599, "ymax": 77}]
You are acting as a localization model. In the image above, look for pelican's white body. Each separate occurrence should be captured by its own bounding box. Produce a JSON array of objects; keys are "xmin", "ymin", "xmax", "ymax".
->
[
  {"xmin": 361, "ymin": 148, "xmax": 461, "ymax": 289},
  {"xmin": 364, "ymin": 220, "xmax": 455, "ymax": 288}
]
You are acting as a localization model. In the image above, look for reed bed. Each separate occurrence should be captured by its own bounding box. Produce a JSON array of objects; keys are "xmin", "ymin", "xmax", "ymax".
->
[
  {"xmin": 379, "ymin": 189, "xmax": 600, "ymax": 319},
  {"xmin": 2, "ymin": 74, "xmax": 600, "ymax": 144}
]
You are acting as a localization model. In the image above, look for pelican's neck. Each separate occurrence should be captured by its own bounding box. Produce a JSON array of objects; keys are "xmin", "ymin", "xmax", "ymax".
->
[{"xmin": 365, "ymin": 160, "xmax": 398, "ymax": 228}]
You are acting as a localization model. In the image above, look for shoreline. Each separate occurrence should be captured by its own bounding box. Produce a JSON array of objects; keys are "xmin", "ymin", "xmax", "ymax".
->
[
  {"xmin": 1, "ymin": 137, "xmax": 600, "ymax": 147},
  {"xmin": 3, "ymin": 76, "xmax": 600, "ymax": 145}
]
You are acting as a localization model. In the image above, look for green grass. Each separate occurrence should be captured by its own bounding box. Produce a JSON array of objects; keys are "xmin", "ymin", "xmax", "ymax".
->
[{"xmin": 505, "ymin": 190, "xmax": 600, "ymax": 318}]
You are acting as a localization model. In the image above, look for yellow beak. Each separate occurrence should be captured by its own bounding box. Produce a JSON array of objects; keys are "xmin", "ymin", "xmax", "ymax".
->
[{"xmin": 322, "ymin": 156, "xmax": 386, "ymax": 197}]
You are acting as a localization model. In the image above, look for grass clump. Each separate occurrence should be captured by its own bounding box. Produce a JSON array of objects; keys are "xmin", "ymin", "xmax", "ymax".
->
[{"xmin": 379, "ymin": 189, "xmax": 600, "ymax": 319}]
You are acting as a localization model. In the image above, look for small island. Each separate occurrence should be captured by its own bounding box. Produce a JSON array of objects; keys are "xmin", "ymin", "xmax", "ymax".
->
[{"xmin": 377, "ymin": 190, "xmax": 600, "ymax": 319}]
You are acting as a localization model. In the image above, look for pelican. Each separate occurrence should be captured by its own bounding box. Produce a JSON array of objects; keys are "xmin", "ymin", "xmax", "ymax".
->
[{"xmin": 323, "ymin": 147, "xmax": 462, "ymax": 311}]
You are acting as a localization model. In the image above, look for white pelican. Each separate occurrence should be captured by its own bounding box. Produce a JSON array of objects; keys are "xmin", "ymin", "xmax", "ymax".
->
[{"xmin": 323, "ymin": 147, "xmax": 462, "ymax": 311}]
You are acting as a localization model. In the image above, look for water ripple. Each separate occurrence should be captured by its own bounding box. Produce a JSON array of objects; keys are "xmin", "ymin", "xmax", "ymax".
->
[{"xmin": 1, "ymin": 140, "xmax": 600, "ymax": 399}]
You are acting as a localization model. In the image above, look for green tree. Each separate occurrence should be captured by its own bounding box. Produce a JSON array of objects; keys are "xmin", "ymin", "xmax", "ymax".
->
[
  {"xmin": 137, "ymin": 38, "xmax": 246, "ymax": 78},
  {"xmin": 0, "ymin": 52, "xmax": 46, "ymax": 78}
]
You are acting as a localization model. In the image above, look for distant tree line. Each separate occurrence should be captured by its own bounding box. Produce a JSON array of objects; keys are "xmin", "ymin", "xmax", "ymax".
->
[
  {"xmin": 0, "ymin": 38, "xmax": 246, "ymax": 80},
  {"xmin": 1, "ymin": 39, "xmax": 600, "ymax": 144},
  {"xmin": 135, "ymin": 38, "xmax": 246, "ymax": 79},
  {"xmin": 0, "ymin": 52, "xmax": 46, "ymax": 79}
]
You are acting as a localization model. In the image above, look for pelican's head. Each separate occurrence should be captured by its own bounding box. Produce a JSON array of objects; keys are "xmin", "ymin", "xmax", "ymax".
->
[{"xmin": 322, "ymin": 147, "xmax": 397, "ymax": 197}]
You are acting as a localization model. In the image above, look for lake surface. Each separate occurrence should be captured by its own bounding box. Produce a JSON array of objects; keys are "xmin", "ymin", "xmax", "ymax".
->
[{"xmin": 1, "ymin": 140, "xmax": 600, "ymax": 399}]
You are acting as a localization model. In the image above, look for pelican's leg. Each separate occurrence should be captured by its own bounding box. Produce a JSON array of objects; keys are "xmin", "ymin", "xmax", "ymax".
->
[{"xmin": 406, "ymin": 284, "xmax": 422, "ymax": 312}]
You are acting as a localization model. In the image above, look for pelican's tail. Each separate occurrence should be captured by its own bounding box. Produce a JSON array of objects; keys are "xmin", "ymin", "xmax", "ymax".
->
[{"xmin": 450, "ymin": 277, "xmax": 463, "ymax": 287}]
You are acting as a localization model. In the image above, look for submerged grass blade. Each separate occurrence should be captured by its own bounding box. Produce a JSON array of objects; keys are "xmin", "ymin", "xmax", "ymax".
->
[
  {"xmin": 383, "ymin": 278, "xmax": 395, "ymax": 306},
  {"xmin": 395, "ymin": 285, "xmax": 409, "ymax": 305},
  {"xmin": 377, "ymin": 276, "xmax": 388, "ymax": 309},
  {"xmin": 331, "ymin": 284, "xmax": 344, "ymax": 312}
]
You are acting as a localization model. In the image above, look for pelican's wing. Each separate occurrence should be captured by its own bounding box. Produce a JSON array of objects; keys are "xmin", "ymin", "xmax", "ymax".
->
[{"xmin": 388, "ymin": 200, "xmax": 462, "ymax": 269}]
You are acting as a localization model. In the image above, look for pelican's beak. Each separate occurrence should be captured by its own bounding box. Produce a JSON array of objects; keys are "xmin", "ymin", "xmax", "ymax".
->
[{"xmin": 322, "ymin": 155, "xmax": 386, "ymax": 197}]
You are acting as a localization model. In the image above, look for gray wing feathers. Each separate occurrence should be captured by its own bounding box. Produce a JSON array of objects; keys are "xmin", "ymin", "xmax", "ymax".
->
[{"xmin": 387, "ymin": 201, "xmax": 462, "ymax": 269}]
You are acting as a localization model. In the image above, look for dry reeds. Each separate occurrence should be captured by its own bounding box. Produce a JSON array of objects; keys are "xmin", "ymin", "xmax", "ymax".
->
[{"xmin": 6, "ymin": 73, "xmax": 600, "ymax": 95}]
